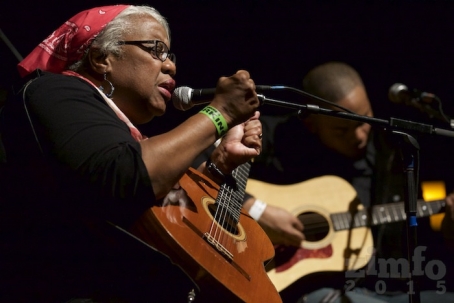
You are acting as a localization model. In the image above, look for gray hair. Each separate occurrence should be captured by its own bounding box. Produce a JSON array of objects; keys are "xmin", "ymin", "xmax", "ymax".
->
[{"xmin": 69, "ymin": 5, "xmax": 170, "ymax": 71}]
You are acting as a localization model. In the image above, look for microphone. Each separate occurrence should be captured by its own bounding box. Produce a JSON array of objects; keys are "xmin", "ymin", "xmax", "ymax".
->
[
  {"xmin": 172, "ymin": 84, "xmax": 355, "ymax": 114},
  {"xmin": 388, "ymin": 83, "xmax": 437, "ymax": 105},
  {"xmin": 388, "ymin": 83, "xmax": 451, "ymax": 124},
  {"xmin": 172, "ymin": 85, "xmax": 280, "ymax": 111},
  {"xmin": 172, "ymin": 87, "xmax": 214, "ymax": 111}
]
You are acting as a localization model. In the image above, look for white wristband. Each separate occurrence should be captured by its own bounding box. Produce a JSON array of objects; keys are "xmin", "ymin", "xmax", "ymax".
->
[{"xmin": 248, "ymin": 199, "xmax": 267, "ymax": 221}]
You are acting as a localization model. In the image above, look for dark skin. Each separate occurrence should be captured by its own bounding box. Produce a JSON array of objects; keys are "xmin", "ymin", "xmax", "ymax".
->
[
  {"xmin": 304, "ymin": 85, "xmax": 373, "ymax": 160},
  {"xmin": 80, "ymin": 14, "xmax": 261, "ymax": 199}
]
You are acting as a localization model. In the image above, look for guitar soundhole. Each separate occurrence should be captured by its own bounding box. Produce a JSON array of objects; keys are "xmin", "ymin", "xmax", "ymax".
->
[
  {"xmin": 298, "ymin": 212, "xmax": 329, "ymax": 242},
  {"xmin": 208, "ymin": 204, "xmax": 239, "ymax": 235}
]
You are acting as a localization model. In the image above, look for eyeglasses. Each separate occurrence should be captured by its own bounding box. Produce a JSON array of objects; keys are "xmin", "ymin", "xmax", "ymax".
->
[{"xmin": 117, "ymin": 40, "xmax": 176, "ymax": 63}]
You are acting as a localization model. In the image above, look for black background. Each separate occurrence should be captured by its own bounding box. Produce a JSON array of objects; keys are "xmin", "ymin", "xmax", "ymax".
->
[
  {"xmin": 2, "ymin": 1, "xmax": 454, "ymax": 116},
  {"xmin": 2, "ymin": 3, "xmax": 454, "ymax": 299},
  {"xmin": 1, "ymin": 0, "xmax": 454, "ymax": 181}
]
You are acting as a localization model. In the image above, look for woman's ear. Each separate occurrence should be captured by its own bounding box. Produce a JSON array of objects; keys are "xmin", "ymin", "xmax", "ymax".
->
[{"xmin": 87, "ymin": 48, "xmax": 109, "ymax": 74}]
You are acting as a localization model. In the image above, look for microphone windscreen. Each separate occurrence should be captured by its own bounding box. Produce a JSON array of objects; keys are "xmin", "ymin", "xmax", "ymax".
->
[
  {"xmin": 172, "ymin": 86, "xmax": 192, "ymax": 110},
  {"xmin": 388, "ymin": 83, "xmax": 408, "ymax": 103}
]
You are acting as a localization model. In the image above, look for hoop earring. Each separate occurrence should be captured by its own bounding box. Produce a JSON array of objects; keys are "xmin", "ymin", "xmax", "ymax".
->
[{"xmin": 99, "ymin": 73, "xmax": 115, "ymax": 98}]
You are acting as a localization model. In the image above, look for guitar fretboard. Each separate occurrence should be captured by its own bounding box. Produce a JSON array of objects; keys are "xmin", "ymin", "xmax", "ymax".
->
[
  {"xmin": 216, "ymin": 162, "xmax": 251, "ymax": 223},
  {"xmin": 331, "ymin": 199, "xmax": 445, "ymax": 231}
]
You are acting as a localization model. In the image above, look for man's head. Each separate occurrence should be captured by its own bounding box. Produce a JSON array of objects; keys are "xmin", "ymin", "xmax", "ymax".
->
[{"xmin": 302, "ymin": 62, "xmax": 373, "ymax": 159}]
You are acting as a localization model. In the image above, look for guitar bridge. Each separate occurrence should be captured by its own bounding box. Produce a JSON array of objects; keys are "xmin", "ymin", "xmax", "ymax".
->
[{"xmin": 204, "ymin": 232, "xmax": 234, "ymax": 260}]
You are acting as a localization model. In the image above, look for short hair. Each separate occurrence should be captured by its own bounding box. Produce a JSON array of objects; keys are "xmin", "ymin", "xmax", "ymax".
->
[
  {"xmin": 70, "ymin": 5, "xmax": 170, "ymax": 71},
  {"xmin": 302, "ymin": 62, "xmax": 364, "ymax": 104}
]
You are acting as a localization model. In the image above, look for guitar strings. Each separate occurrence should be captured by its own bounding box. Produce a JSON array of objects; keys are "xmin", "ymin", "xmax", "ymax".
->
[
  {"xmin": 209, "ymin": 177, "xmax": 234, "ymax": 253},
  {"xmin": 208, "ymin": 165, "xmax": 246, "ymax": 255},
  {"xmin": 299, "ymin": 199, "xmax": 446, "ymax": 238}
]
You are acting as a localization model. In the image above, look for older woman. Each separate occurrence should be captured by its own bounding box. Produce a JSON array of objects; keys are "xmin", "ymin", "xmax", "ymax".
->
[{"xmin": 0, "ymin": 5, "xmax": 264, "ymax": 302}]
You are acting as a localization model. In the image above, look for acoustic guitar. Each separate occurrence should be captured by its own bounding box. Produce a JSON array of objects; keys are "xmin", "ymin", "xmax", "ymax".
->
[
  {"xmin": 245, "ymin": 175, "xmax": 446, "ymax": 292},
  {"xmin": 131, "ymin": 163, "xmax": 282, "ymax": 303}
]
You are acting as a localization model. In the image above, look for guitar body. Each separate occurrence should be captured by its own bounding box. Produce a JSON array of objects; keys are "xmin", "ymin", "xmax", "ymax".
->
[
  {"xmin": 131, "ymin": 167, "xmax": 282, "ymax": 303},
  {"xmin": 246, "ymin": 175, "xmax": 373, "ymax": 292}
]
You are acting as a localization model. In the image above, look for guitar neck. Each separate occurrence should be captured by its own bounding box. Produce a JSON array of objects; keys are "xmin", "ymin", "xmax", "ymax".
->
[
  {"xmin": 233, "ymin": 162, "xmax": 251, "ymax": 195},
  {"xmin": 331, "ymin": 199, "xmax": 446, "ymax": 231},
  {"xmin": 216, "ymin": 162, "xmax": 251, "ymax": 223}
]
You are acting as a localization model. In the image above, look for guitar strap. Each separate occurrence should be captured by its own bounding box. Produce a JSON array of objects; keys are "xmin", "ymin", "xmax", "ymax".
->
[
  {"xmin": 0, "ymin": 69, "xmax": 44, "ymax": 166},
  {"xmin": 17, "ymin": 69, "xmax": 45, "ymax": 153}
]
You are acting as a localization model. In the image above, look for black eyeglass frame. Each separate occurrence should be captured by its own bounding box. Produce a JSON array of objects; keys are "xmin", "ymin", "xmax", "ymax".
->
[{"xmin": 117, "ymin": 40, "xmax": 176, "ymax": 63}]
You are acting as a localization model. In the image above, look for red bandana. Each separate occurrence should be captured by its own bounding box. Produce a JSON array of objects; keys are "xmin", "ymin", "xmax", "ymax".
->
[
  {"xmin": 17, "ymin": 5, "xmax": 147, "ymax": 142},
  {"xmin": 17, "ymin": 5, "xmax": 129, "ymax": 77}
]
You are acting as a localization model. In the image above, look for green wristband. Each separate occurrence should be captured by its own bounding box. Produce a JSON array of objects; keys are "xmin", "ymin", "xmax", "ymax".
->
[{"xmin": 199, "ymin": 106, "xmax": 228, "ymax": 137}]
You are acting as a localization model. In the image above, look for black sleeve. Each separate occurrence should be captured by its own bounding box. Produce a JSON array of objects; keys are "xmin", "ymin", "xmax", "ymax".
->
[{"xmin": 24, "ymin": 73, "xmax": 154, "ymax": 204}]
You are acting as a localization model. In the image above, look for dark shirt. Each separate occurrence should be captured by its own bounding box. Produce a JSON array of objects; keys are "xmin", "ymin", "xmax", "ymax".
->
[{"xmin": 0, "ymin": 71, "xmax": 194, "ymax": 302}]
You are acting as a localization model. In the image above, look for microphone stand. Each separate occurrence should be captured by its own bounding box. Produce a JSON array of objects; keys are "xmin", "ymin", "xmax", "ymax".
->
[{"xmin": 257, "ymin": 94, "xmax": 454, "ymax": 303}]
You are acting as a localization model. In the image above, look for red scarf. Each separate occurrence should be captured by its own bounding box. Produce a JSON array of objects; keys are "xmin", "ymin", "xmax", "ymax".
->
[
  {"xmin": 17, "ymin": 5, "xmax": 146, "ymax": 142},
  {"xmin": 18, "ymin": 5, "xmax": 129, "ymax": 77}
]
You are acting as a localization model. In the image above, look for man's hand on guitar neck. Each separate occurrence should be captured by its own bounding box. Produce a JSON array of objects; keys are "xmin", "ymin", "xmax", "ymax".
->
[{"xmin": 243, "ymin": 198, "xmax": 305, "ymax": 247}]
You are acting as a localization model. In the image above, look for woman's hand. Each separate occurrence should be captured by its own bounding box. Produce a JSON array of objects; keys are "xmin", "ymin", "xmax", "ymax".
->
[{"xmin": 209, "ymin": 111, "xmax": 262, "ymax": 174}]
